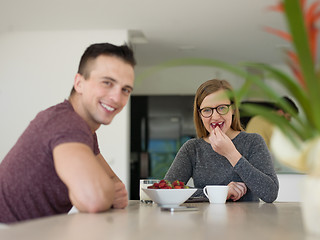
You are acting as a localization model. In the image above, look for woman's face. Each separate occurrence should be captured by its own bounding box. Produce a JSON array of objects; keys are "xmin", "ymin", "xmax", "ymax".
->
[{"xmin": 199, "ymin": 90, "xmax": 234, "ymax": 136}]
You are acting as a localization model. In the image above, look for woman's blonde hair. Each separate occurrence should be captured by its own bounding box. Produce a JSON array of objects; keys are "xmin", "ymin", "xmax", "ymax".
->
[{"xmin": 193, "ymin": 79, "xmax": 243, "ymax": 138}]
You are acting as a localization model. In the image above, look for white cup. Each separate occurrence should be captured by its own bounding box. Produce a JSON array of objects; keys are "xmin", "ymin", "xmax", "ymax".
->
[
  {"xmin": 139, "ymin": 179, "xmax": 159, "ymax": 203},
  {"xmin": 203, "ymin": 185, "xmax": 229, "ymax": 204}
]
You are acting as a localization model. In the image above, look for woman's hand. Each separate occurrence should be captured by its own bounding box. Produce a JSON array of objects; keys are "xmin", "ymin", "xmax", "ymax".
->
[
  {"xmin": 209, "ymin": 127, "xmax": 241, "ymax": 166},
  {"xmin": 227, "ymin": 182, "xmax": 247, "ymax": 201}
]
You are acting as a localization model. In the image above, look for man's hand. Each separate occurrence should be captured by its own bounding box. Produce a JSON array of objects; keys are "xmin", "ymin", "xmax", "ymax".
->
[
  {"xmin": 112, "ymin": 181, "xmax": 128, "ymax": 209},
  {"xmin": 227, "ymin": 182, "xmax": 247, "ymax": 201}
]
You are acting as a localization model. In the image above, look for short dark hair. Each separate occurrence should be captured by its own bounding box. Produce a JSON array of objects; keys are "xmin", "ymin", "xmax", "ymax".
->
[
  {"xmin": 276, "ymin": 96, "xmax": 299, "ymax": 114},
  {"xmin": 70, "ymin": 42, "xmax": 136, "ymax": 95}
]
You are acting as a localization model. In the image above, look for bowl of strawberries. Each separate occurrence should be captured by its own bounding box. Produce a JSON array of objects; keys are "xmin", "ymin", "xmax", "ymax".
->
[{"xmin": 142, "ymin": 179, "xmax": 197, "ymax": 207}]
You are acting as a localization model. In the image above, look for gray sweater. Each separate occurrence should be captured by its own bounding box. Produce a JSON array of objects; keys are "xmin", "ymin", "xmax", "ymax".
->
[{"xmin": 164, "ymin": 131, "xmax": 279, "ymax": 203}]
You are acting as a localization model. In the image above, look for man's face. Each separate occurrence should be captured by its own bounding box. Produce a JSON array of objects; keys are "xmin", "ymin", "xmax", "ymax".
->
[
  {"xmin": 277, "ymin": 109, "xmax": 291, "ymax": 121},
  {"xmin": 75, "ymin": 55, "xmax": 134, "ymax": 131}
]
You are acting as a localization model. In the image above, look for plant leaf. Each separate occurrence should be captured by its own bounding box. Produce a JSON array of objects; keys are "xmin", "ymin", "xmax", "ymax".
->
[
  {"xmin": 264, "ymin": 26, "xmax": 292, "ymax": 41},
  {"xmin": 284, "ymin": 0, "xmax": 320, "ymax": 130},
  {"xmin": 240, "ymin": 103, "xmax": 308, "ymax": 143}
]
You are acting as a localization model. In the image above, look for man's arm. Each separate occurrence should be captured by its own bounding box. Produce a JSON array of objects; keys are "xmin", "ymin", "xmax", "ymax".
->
[
  {"xmin": 53, "ymin": 142, "xmax": 115, "ymax": 213},
  {"xmin": 96, "ymin": 154, "xmax": 128, "ymax": 209},
  {"xmin": 96, "ymin": 154, "xmax": 121, "ymax": 182}
]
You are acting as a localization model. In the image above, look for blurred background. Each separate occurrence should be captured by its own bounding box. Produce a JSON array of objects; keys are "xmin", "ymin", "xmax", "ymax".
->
[{"xmin": 1, "ymin": 0, "xmax": 312, "ymax": 200}]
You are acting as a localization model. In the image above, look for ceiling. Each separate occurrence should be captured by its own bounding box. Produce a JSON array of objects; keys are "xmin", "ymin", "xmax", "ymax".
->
[{"xmin": 0, "ymin": 0, "xmax": 306, "ymax": 67}]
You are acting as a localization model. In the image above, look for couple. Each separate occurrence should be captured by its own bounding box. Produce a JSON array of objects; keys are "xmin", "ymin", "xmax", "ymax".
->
[{"xmin": 0, "ymin": 42, "xmax": 279, "ymax": 224}]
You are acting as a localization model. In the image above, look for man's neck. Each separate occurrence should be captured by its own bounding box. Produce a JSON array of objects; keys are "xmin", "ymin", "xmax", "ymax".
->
[{"xmin": 68, "ymin": 95, "xmax": 100, "ymax": 133}]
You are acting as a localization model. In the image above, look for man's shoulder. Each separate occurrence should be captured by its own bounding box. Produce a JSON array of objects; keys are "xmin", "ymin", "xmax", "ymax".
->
[
  {"xmin": 35, "ymin": 100, "xmax": 89, "ymax": 132},
  {"xmin": 249, "ymin": 115, "xmax": 270, "ymax": 124},
  {"xmin": 246, "ymin": 115, "xmax": 274, "ymax": 131},
  {"xmin": 33, "ymin": 100, "xmax": 94, "ymax": 150},
  {"xmin": 39, "ymin": 100, "xmax": 72, "ymax": 116}
]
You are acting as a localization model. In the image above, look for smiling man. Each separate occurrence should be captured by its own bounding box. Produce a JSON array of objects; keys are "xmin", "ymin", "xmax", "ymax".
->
[{"xmin": 0, "ymin": 43, "xmax": 135, "ymax": 223}]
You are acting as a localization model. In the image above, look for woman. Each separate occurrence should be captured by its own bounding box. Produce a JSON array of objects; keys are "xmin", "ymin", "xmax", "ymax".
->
[{"xmin": 164, "ymin": 79, "xmax": 279, "ymax": 202}]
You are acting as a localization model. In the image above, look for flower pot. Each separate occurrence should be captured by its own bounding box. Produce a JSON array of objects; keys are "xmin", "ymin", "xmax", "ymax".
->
[{"xmin": 270, "ymin": 128, "xmax": 320, "ymax": 175}]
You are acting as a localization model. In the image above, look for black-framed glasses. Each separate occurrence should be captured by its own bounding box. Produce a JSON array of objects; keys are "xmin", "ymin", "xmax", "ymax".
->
[{"xmin": 199, "ymin": 104, "xmax": 232, "ymax": 118}]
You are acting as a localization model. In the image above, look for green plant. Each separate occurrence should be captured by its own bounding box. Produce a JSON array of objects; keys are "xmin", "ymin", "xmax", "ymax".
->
[
  {"xmin": 241, "ymin": 0, "xmax": 320, "ymax": 142},
  {"xmin": 242, "ymin": 0, "xmax": 320, "ymax": 174}
]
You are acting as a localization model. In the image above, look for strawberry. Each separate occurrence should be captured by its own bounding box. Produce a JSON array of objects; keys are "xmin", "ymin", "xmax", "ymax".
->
[
  {"xmin": 172, "ymin": 180, "xmax": 179, "ymax": 186},
  {"xmin": 173, "ymin": 180, "xmax": 185, "ymax": 187},
  {"xmin": 147, "ymin": 179, "xmax": 187, "ymax": 189}
]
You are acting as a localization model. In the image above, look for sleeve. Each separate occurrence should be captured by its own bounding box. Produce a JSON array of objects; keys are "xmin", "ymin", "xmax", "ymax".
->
[
  {"xmin": 92, "ymin": 133, "xmax": 100, "ymax": 155},
  {"xmin": 164, "ymin": 140, "xmax": 194, "ymax": 184},
  {"xmin": 234, "ymin": 134, "xmax": 279, "ymax": 203},
  {"xmin": 46, "ymin": 112, "xmax": 95, "ymax": 152}
]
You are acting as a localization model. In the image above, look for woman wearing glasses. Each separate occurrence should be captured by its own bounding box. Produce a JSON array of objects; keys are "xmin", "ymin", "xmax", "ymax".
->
[{"xmin": 164, "ymin": 79, "xmax": 279, "ymax": 202}]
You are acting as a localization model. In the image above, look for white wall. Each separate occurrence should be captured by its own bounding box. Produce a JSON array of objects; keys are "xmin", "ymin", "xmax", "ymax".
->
[
  {"xmin": 0, "ymin": 30, "xmax": 131, "ymax": 190},
  {"xmin": 134, "ymin": 65, "xmax": 245, "ymax": 95},
  {"xmin": 134, "ymin": 64, "xmax": 291, "ymax": 97}
]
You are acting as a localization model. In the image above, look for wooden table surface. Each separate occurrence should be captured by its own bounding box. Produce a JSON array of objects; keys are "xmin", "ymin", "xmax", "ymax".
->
[{"xmin": 0, "ymin": 201, "xmax": 318, "ymax": 240}]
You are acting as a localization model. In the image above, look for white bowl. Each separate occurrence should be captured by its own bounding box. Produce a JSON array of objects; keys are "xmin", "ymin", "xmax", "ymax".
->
[{"xmin": 142, "ymin": 188, "xmax": 197, "ymax": 206}]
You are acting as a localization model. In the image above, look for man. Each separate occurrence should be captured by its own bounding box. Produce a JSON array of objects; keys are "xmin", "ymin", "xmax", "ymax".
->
[
  {"xmin": 0, "ymin": 42, "xmax": 135, "ymax": 223},
  {"xmin": 246, "ymin": 96, "xmax": 299, "ymax": 149}
]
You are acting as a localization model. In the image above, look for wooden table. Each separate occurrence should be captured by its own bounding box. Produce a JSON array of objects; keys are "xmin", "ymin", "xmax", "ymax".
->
[{"xmin": 0, "ymin": 201, "xmax": 317, "ymax": 240}]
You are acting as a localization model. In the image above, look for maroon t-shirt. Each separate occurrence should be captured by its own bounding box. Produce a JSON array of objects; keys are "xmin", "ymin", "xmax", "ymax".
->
[{"xmin": 0, "ymin": 100, "xmax": 100, "ymax": 223}]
